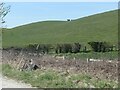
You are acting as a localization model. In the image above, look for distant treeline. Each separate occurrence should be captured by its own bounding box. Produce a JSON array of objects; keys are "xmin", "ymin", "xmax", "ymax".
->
[{"xmin": 3, "ymin": 41, "xmax": 118, "ymax": 54}]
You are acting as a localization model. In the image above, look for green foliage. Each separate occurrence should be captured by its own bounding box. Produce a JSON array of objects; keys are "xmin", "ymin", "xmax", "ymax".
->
[
  {"xmin": 88, "ymin": 41, "xmax": 114, "ymax": 52},
  {"xmin": 55, "ymin": 43, "xmax": 81, "ymax": 53}
]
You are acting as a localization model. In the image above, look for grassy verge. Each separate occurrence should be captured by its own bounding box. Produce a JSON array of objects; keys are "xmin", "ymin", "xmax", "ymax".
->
[{"xmin": 2, "ymin": 64, "xmax": 118, "ymax": 88}]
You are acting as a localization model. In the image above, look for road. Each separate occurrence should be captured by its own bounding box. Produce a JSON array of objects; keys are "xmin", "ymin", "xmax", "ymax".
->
[{"xmin": 0, "ymin": 74, "xmax": 32, "ymax": 88}]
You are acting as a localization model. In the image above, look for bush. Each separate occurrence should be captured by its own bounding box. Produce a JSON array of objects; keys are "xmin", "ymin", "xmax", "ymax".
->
[
  {"xmin": 26, "ymin": 44, "xmax": 52, "ymax": 54},
  {"xmin": 88, "ymin": 41, "xmax": 114, "ymax": 52},
  {"xmin": 55, "ymin": 43, "xmax": 81, "ymax": 53},
  {"xmin": 26, "ymin": 44, "xmax": 38, "ymax": 52},
  {"xmin": 71, "ymin": 43, "xmax": 81, "ymax": 53}
]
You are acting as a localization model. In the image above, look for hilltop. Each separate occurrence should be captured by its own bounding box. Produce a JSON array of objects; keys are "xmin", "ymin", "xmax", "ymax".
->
[{"xmin": 2, "ymin": 10, "xmax": 118, "ymax": 48}]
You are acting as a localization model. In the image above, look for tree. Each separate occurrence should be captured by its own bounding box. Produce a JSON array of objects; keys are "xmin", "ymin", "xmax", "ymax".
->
[{"xmin": 0, "ymin": 2, "xmax": 10, "ymax": 24}]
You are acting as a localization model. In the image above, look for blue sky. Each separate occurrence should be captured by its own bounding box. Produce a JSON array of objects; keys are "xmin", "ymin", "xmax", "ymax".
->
[{"xmin": 5, "ymin": 2, "xmax": 118, "ymax": 28}]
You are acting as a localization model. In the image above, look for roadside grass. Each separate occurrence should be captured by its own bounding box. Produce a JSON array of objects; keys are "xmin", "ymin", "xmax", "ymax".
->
[{"xmin": 2, "ymin": 64, "xmax": 118, "ymax": 88}]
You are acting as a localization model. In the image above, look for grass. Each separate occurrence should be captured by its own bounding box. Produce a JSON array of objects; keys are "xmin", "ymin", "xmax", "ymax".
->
[
  {"xmin": 2, "ymin": 64, "xmax": 118, "ymax": 88},
  {"xmin": 53, "ymin": 51, "xmax": 118, "ymax": 60},
  {"xmin": 1, "ymin": 9, "xmax": 119, "ymax": 88},
  {"xmin": 2, "ymin": 10, "xmax": 118, "ymax": 48}
]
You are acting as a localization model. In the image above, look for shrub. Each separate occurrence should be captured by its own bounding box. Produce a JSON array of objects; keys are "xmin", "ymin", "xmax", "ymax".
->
[
  {"xmin": 55, "ymin": 43, "xmax": 81, "ymax": 53},
  {"xmin": 88, "ymin": 41, "xmax": 114, "ymax": 52},
  {"xmin": 71, "ymin": 43, "xmax": 81, "ymax": 53}
]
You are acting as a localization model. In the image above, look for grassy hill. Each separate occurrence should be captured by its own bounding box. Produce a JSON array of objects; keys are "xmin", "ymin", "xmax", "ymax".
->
[{"xmin": 2, "ymin": 10, "xmax": 118, "ymax": 48}]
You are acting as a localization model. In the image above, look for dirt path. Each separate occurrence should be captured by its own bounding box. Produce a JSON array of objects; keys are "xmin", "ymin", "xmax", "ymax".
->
[{"xmin": 0, "ymin": 74, "xmax": 32, "ymax": 88}]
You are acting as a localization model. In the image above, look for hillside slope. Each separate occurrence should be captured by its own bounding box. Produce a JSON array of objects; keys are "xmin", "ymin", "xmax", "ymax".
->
[{"xmin": 2, "ymin": 10, "xmax": 118, "ymax": 47}]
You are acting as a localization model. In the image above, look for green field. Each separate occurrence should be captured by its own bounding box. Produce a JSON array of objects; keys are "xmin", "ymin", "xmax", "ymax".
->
[{"xmin": 2, "ymin": 10, "xmax": 118, "ymax": 48}]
